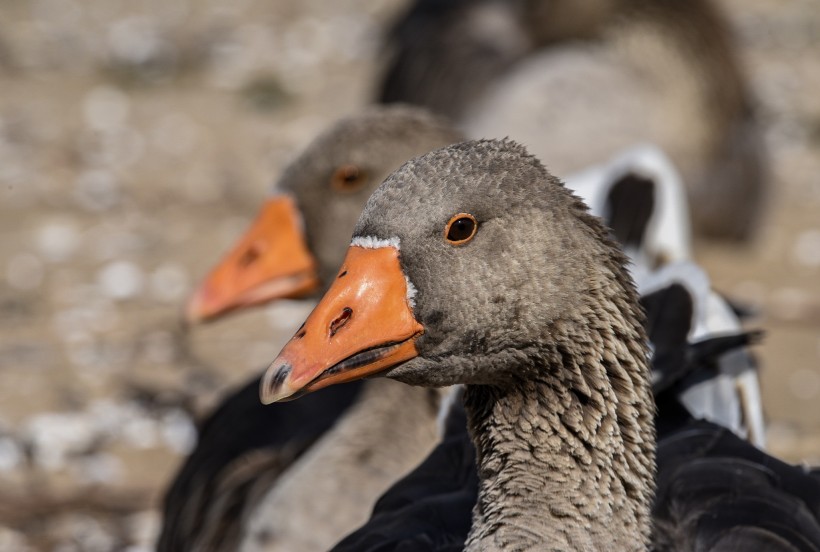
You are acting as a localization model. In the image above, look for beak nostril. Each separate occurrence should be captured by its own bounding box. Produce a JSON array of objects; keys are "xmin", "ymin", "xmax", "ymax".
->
[
  {"xmin": 338, "ymin": 270, "xmax": 348, "ymax": 279},
  {"xmin": 296, "ymin": 329, "xmax": 307, "ymax": 339},
  {"xmin": 238, "ymin": 242, "xmax": 264, "ymax": 267},
  {"xmin": 329, "ymin": 307, "xmax": 353, "ymax": 337}
]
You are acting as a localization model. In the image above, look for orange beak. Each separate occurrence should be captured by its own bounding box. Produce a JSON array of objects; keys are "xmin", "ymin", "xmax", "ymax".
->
[
  {"xmin": 186, "ymin": 196, "xmax": 320, "ymax": 323},
  {"xmin": 260, "ymin": 245, "xmax": 423, "ymax": 404}
]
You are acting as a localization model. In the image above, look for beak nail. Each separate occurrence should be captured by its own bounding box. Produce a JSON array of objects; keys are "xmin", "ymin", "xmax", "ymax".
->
[
  {"xmin": 272, "ymin": 364, "xmax": 291, "ymax": 391},
  {"xmin": 261, "ymin": 363, "xmax": 292, "ymax": 403}
]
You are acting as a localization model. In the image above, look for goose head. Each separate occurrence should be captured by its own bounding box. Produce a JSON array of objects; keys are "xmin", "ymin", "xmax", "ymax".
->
[
  {"xmin": 262, "ymin": 138, "xmax": 649, "ymax": 403},
  {"xmin": 185, "ymin": 106, "xmax": 462, "ymax": 322}
]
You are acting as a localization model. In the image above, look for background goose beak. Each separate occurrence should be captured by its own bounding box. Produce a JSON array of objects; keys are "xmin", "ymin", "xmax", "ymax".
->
[
  {"xmin": 261, "ymin": 245, "xmax": 423, "ymax": 404},
  {"xmin": 185, "ymin": 196, "xmax": 320, "ymax": 323}
]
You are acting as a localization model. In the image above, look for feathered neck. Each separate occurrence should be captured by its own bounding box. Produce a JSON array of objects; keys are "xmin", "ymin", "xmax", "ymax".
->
[{"xmin": 462, "ymin": 255, "xmax": 655, "ymax": 551}]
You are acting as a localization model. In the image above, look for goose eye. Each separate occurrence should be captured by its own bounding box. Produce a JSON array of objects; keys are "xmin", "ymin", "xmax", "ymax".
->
[
  {"xmin": 444, "ymin": 213, "xmax": 477, "ymax": 245},
  {"xmin": 331, "ymin": 164, "xmax": 367, "ymax": 193}
]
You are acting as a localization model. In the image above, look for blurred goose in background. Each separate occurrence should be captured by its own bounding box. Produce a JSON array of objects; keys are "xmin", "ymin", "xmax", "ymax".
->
[
  {"xmin": 164, "ymin": 110, "xmax": 762, "ymax": 550},
  {"xmin": 564, "ymin": 145, "xmax": 692, "ymax": 274},
  {"xmin": 158, "ymin": 374, "xmax": 366, "ymax": 551},
  {"xmin": 565, "ymin": 146, "xmax": 766, "ymax": 447},
  {"xmin": 379, "ymin": 0, "xmax": 767, "ymax": 241},
  {"xmin": 263, "ymin": 139, "xmax": 820, "ymax": 551},
  {"xmin": 158, "ymin": 106, "xmax": 463, "ymax": 552},
  {"xmin": 640, "ymin": 261, "xmax": 766, "ymax": 447}
]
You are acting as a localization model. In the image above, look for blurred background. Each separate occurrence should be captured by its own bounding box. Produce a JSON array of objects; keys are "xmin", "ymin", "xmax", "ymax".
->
[{"xmin": 0, "ymin": 0, "xmax": 818, "ymax": 549}]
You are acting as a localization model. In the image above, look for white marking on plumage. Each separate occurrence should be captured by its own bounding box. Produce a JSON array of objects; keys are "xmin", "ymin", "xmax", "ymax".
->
[
  {"xmin": 565, "ymin": 145, "xmax": 692, "ymax": 267},
  {"xmin": 435, "ymin": 385, "xmax": 464, "ymax": 437},
  {"xmin": 404, "ymin": 275, "xmax": 418, "ymax": 309},
  {"xmin": 635, "ymin": 259, "xmax": 766, "ymax": 447},
  {"xmin": 350, "ymin": 235, "xmax": 401, "ymax": 250},
  {"xmin": 350, "ymin": 235, "xmax": 417, "ymax": 308}
]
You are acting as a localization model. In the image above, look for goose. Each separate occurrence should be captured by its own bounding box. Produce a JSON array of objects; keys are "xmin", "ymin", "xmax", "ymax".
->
[
  {"xmin": 329, "ymin": 280, "xmax": 762, "ymax": 552},
  {"xmin": 378, "ymin": 0, "xmax": 767, "ymax": 240},
  {"xmin": 158, "ymin": 105, "xmax": 463, "ymax": 552},
  {"xmin": 261, "ymin": 139, "xmax": 820, "ymax": 550}
]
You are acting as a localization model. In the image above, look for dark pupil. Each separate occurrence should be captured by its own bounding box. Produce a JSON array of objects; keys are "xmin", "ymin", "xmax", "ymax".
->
[
  {"xmin": 343, "ymin": 167, "xmax": 359, "ymax": 183},
  {"xmin": 448, "ymin": 218, "xmax": 474, "ymax": 241}
]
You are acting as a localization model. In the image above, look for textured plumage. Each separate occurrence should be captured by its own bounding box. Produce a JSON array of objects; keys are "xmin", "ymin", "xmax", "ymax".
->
[
  {"xmin": 653, "ymin": 414, "xmax": 820, "ymax": 551},
  {"xmin": 565, "ymin": 146, "xmax": 765, "ymax": 447},
  {"xmin": 240, "ymin": 381, "xmax": 443, "ymax": 552}
]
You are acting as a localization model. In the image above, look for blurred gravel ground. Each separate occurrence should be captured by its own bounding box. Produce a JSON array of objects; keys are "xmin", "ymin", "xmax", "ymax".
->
[{"xmin": 0, "ymin": 0, "xmax": 818, "ymax": 550}]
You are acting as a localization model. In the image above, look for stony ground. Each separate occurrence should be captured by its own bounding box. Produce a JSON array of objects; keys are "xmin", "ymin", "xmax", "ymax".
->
[{"xmin": 0, "ymin": 0, "xmax": 818, "ymax": 550}]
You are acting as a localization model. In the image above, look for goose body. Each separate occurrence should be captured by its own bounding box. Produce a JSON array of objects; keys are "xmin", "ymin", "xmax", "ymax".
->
[
  {"xmin": 239, "ymin": 380, "xmax": 443, "ymax": 552},
  {"xmin": 640, "ymin": 261, "xmax": 766, "ymax": 446},
  {"xmin": 653, "ymin": 410, "xmax": 820, "ymax": 551},
  {"xmin": 157, "ymin": 377, "xmax": 365, "ymax": 551},
  {"xmin": 158, "ymin": 106, "xmax": 463, "ymax": 551},
  {"xmin": 380, "ymin": 0, "xmax": 767, "ymax": 240},
  {"xmin": 263, "ymin": 139, "xmax": 820, "ymax": 550},
  {"xmin": 646, "ymin": 282, "xmax": 818, "ymax": 551},
  {"xmin": 326, "ymin": 387, "xmax": 477, "ymax": 552}
]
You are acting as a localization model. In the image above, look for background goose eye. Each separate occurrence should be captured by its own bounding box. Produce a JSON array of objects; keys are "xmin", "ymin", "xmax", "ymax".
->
[
  {"xmin": 331, "ymin": 164, "xmax": 367, "ymax": 193},
  {"xmin": 444, "ymin": 213, "xmax": 477, "ymax": 245}
]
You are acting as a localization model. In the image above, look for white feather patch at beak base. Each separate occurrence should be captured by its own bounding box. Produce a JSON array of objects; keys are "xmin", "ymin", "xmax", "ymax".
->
[
  {"xmin": 350, "ymin": 236, "xmax": 417, "ymax": 308},
  {"xmin": 350, "ymin": 235, "xmax": 401, "ymax": 250},
  {"xmin": 404, "ymin": 275, "xmax": 418, "ymax": 309}
]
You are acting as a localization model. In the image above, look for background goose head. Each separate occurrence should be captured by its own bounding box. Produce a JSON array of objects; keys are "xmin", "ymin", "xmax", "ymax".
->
[
  {"xmin": 185, "ymin": 105, "xmax": 462, "ymax": 323},
  {"xmin": 263, "ymin": 138, "xmax": 656, "ymax": 547}
]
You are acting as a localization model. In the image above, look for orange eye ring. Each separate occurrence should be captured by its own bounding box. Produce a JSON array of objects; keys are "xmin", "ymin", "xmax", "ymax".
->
[
  {"xmin": 331, "ymin": 164, "xmax": 368, "ymax": 193},
  {"xmin": 444, "ymin": 213, "xmax": 478, "ymax": 245}
]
